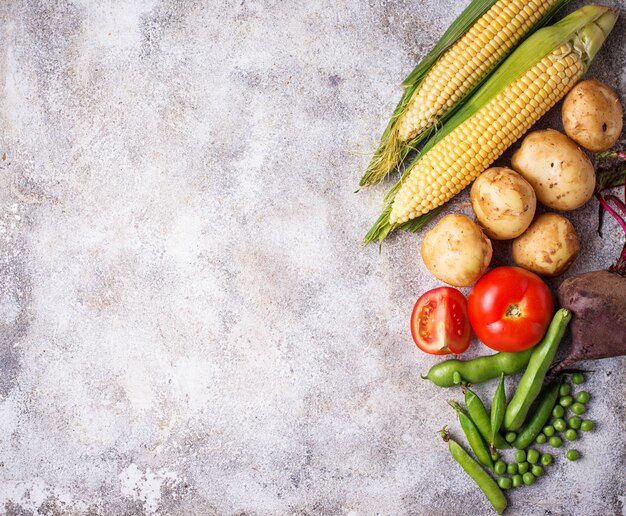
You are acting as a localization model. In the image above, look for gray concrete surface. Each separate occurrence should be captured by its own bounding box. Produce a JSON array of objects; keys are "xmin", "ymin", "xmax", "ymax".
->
[{"xmin": 0, "ymin": 0, "xmax": 625, "ymax": 514}]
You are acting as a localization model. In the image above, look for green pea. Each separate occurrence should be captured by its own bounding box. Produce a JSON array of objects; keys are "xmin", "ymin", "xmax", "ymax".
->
[
  {"xmin": 512, "ymin": 474, "xmax": 523, "ymax": 488},
  {"xmin": 543, "ymin": 425, "xmax": 555, "ymax": 437},
  {"xmin": 498, "ymin": 476, "xmax": 512, "ymax": 490},
  {"xmin": 549, "ymin": 436, "xmax": 563, "ymax": 448},
  {"xmin": 526, "ymin": 449, "xmax": 539, "ymax": 464},
  {"xmin": 535, "ymin": 433, "xmax": 547, "ymax": 444},
  {"xmin": 559, "ymin": 395, "xmax": 574, "ymax": 407},
  {"xmin": 494, "ymin": 460, "xmax": 506, "ymax": 475},
  {"xmin": 564, "ymin": 429, "xmax": 577, "ymax": 441},
  {"xmin": 523, "ymin": 472, "xmax": 536, "ymax": 485},
  {"xmin": 540, "ymin": 453, "xmax": 553, "ymax": 466},
  {"xmin": 505, "ymin": 431, "xmax": 517, "ymax": 444},
  {"xmin": 581, "ymin": 419, "xmax": 595, "ymax": 432},
  {"xmin": 566, "ymin": 449, "xmax": 580, "ymax": 461},
  {"xmin": 514, "ymin": 449, "xmax": 526, "ymax": 463},
  {"xmin": 571, "ymin": 372, "xmax": 584, "ymax": 384},
  {"xmin": 552, "ymin": 405, "xmax": 565, "ymax": 419},
  {"xmin": 571, "ymin": 402, "xmax": 586, "ymax": 415},
  {"xmin": 518, "ymin": 462, "xmax": 530, "ymax": 474},
  {"xmin": 507, "ymin": 463, "xmax": 518, "ymax": 475},
  {"xmin": 553, "ymin": 418, "xmax": 567, "ymax": 432},
  {"xmin": 491, "ymin": 450, "xmax": 500, "ymax": 462},
  {"xmin": 559, "ymin": 383, "xmax": 571, "ymax": 396},
  {"xmin": 568, "ymin": 416, "xmax": 582, "ymax": 430},
  {"xmin": 576, "ymin": 391, "xmax": 590, "ymax": 403},
  {"xmin": 531, "ymin": 465, "xmax": 544, "ymax": 477}
]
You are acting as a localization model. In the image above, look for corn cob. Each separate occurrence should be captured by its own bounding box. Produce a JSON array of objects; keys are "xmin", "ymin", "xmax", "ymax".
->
[
  {"xmin": 397, "ymin": 0, "xmax": 561, "ymax": 142},
  {"xmin": 391, "ymin": 44, "xmax": 583, "ymax": 224},
  {"xmin": 364, "ymin": 5, "xmax": 618, "ymax": 244},
  {"xmin": 360, "ymin": 0, "xmax": 569, "ymax": 186}
]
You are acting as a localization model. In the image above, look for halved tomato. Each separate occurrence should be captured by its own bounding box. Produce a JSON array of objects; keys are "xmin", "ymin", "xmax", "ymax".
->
[{"xmin": 410, "ymin": 287, "xmax": 472, "ymax": 355}]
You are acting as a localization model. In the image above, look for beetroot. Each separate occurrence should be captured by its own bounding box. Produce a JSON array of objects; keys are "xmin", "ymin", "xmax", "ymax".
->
[
  {"xmin": 555, "ymin": 270, "xmax": 626, "ymax": 373},
  {"xmin": 552, "ymin": 153, "xmax": 626, "ymax": 373}
]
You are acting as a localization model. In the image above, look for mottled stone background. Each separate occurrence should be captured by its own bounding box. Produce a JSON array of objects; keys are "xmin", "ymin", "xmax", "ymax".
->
[{"xmin": 0, "ymin": 0, "xmax": 624, "ymax": 514}]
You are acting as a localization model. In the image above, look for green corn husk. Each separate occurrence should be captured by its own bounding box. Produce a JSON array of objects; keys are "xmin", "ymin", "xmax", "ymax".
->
[
  {"xmin": 364, "ymin": 5, "xmax": 619, "ymax": 245},
  {"xmin": 359, "ymin": 0, "xmax": 571, "ymax": 187}
]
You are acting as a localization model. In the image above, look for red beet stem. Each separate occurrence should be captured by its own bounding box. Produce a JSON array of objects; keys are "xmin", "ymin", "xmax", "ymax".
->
[
  {"xmin": 596, "ymin": 193, "xmax": 626, "ymax": 235},
  {"xmin": 605, "ymin": 194, "xmax": 626, "ymax": 218},
  {"xmin": 609, "ymin": 243, "xmax": 626, "ymax": 276},
  {"xmin": 596, "ymin": 186, "xmax": 626, "ymax": 276}
]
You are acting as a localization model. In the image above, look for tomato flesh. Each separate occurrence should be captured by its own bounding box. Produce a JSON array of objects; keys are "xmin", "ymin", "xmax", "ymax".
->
[
  {"xmin": 411, "ymin": 287, "xmax": 472, "ymax": 355},
  {"xmin": 468, "ymin": 266, "xmax": 553, "ymax": 352}
]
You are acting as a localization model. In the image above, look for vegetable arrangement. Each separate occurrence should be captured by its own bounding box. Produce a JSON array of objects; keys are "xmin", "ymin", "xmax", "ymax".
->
[
  {"xmin": 442, "ymin": 340, "xmax": 600, "ymax": 514},
  {"xmin": 361, "ymin": 1, "xmax": 625, "ymax": 513},
  {"xmin": 363, "ymin": 5, "xmax": 618, "ymax": 244}
]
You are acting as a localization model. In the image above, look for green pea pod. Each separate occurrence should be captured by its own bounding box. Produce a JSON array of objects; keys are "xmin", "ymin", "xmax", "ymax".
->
[
  {"xmin": 514, "ymin": 379, "xmax": 561, "ymax": 449},
  {"xmin": 490, "ymin": 373, "xmax": 506, "ymax": 447},
  {"xmin": 422, "ymin": 348, "xmax": 533, "ymax": 387},
  {"xmin": 464, "ymin": 387, "xmax": 509, "ymax": 449},
  {"xmin": 449, "ymin": 401, "xmax": 494, "ymax": 470},
  {"xmin": 442, "ymin": 428, "xmax": 507, "ymax": 515},
  {"xmin": 504, "ymin": 309, "xmax": 572, "ymax": 431}
]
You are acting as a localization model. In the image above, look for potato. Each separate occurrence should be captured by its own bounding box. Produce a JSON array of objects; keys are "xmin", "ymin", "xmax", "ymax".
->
[
  {"xmin": 421, "ymin": 214, "xmax": 492, "ymax": 287},
  {"xmin": 512, "ymin": 213, "xmax": 580, "ymax": 277},
  {"xmin": 470, "ymin": 167, "xmax": 536, "ymax": 240},
  {"xmin": 511, "ymin": 129, "xmax": 595, "ymax": 211},
  {"xmin": 562, "ymin": 79, "xmax": 623, "ymax": 152}
]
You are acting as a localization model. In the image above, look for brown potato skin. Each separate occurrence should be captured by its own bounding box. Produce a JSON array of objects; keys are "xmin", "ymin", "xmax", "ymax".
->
[
  {"xmin": 470, "ymin": 167, "xmax": 536, "ymax": 240},
  {"xmin": 562, "ymin": 79, "xmax": 623, "ymax": 152},
  {"xmin": 511, "ymin": 129, "xmax": 595, "ymax": 211},
  {"xmin": 421, "ymin": 214, "xmax": 492, "ymax": 287},
  {"xmin": 512, "ymin": 213, "xmax": 580, "ymax": 277}
]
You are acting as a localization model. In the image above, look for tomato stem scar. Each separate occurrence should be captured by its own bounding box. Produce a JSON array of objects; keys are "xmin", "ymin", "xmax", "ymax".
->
[{"xmin": 505, "ymin": 304, "xmax": 522, "ymax": 318}]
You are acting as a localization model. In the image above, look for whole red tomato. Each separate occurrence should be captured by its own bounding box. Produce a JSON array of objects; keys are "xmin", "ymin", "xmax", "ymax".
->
[
  {"xmin": 468, "ymin": 266, "xmax": 553, "ymax": 352},
  {"xmin": 411, "ymin": 287, "xmax": 472, "ymax": 355}
]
